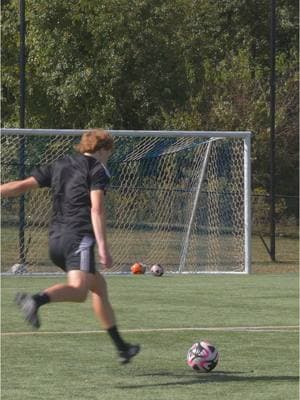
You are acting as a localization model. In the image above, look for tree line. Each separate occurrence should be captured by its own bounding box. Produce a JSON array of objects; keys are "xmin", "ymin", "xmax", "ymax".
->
[{"xmin": 2, "ymin": 0, "xmax": 299, "ymax": 220}]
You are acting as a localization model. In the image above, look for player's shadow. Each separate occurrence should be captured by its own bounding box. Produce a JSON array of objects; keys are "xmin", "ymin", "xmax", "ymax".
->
[{"xmin": 117, "ymin": 371, "xmax": 299, "ymax": 389}]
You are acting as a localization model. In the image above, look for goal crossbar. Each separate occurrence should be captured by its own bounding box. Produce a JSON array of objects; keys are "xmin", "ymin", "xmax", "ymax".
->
[{"xmin": 2, "ymin": 128, "xmax": 251, "ymax": 139}]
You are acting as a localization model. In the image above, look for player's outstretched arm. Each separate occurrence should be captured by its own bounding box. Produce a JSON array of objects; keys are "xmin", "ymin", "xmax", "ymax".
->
[{"xmin": 0, "ymin": 177, "xmax": 39, "ymax": 198}]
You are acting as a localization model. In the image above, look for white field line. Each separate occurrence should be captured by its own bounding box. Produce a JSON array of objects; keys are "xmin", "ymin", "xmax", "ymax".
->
[{"xmin": 2, "ymin": 325, "xmax": 299, "ymax": 336}]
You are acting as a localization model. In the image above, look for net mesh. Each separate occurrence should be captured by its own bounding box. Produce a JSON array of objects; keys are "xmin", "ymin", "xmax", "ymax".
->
[{"xmin": 1, "ymin": 132, "xmax": 246, "ymax": 273}]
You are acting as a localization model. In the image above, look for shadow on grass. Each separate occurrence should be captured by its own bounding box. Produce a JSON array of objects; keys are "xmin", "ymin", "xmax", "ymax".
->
[{"xmin": 116, "ymin": 371, "xmax": 299, "ymax": 389}]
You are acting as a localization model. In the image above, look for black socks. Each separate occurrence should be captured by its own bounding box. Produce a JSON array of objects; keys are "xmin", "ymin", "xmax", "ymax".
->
[
  {"xmin": 32, "ymin": 293, "xmax": 51, "ymax": 309},
  {"xmin": 107, "ymin": 325, "xmax": 128, "ymax": 352}
]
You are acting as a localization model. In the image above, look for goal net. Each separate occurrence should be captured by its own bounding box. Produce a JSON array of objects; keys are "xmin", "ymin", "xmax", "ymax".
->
[{"xmin": 1, "ymin": 129, "xmax": 251, "ymax": 274}]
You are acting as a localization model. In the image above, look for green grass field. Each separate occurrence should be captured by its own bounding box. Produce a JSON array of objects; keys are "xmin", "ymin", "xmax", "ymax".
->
[{"xmin": 1, "ymin": 274, "xmax": 299, "ymax": 400}]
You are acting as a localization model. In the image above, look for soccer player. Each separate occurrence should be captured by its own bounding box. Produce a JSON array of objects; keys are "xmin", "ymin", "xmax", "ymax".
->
[{"xmin": 0, "ymin": 129, "xmax": 140, "ymax": 364}]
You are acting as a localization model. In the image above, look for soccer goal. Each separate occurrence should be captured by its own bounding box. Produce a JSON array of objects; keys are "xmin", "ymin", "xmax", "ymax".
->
[{"xmin": 1, "ymin": 128, "xmax": 251, "ymax": 274}]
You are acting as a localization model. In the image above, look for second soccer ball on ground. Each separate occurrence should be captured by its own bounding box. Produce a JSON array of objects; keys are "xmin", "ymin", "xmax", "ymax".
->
[{"xmin": 150, "ymin": 264, "xmax": 164, "ymax": 276}]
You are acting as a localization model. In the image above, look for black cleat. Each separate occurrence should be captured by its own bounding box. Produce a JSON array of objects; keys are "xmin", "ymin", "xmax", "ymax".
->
[
  {"xmin": 15, "ymin": 293, "xmax": 40, "ymax": 329},
  {"xmin": 119, "ymin": 344, "xmax": 140, "ymax": 365}
]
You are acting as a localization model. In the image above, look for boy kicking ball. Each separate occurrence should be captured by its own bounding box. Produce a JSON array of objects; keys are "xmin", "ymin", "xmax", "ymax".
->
[{"xmin": 1, "ymin": 129, "xmax": 140, "ymax": 365}]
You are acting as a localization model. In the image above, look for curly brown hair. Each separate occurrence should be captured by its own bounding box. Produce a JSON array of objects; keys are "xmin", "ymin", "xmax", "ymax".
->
[{"xmin": 75, "ymin": 129, "xmax": 114, "ymax": 154}]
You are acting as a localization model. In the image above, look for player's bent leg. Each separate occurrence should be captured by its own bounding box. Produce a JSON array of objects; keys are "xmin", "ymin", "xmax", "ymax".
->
[
  {"xmin": 44, "ymin": 270, "xmax": 90, "ymax": 302},
  {"xmin": 15, "ymin": 271, "xmax": 93, "ymax": 329}
]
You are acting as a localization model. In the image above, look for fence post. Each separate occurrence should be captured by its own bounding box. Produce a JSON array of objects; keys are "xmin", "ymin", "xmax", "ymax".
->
[
  {"xmin": 19, "ymin": 0, "xmax": 26, "ymax": 265},
  {"xmin": 270, "ymin": 0, "xmax": 276, "ymax": 261}
]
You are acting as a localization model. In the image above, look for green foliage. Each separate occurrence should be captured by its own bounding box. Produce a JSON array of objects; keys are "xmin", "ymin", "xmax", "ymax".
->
[{"xmin": 1, "ymin": 0, "xmax": 299, "ymax": 206}]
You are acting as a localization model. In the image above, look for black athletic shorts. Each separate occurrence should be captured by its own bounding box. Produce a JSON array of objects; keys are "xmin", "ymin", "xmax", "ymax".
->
[{"xmin": 49, "ymin": 232, "xmax": 96, "ymax": 274}]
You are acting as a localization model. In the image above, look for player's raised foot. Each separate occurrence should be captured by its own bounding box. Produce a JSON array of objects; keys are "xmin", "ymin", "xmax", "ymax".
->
[
  {"xmin": 119, "ymin": 344, "xmax": 140, "ymax": 365},
  {"xmin": 15, "ymin": 293, "xmax": 40, "ymax": 329}
]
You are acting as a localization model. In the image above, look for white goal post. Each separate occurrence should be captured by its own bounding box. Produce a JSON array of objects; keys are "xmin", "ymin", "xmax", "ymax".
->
[{"xmin": 1, "ymin": 128, "xmax": 251, "ymax": 274}]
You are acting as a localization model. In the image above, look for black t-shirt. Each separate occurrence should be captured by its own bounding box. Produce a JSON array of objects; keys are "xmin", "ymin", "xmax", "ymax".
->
[{"xmin": 30, "ymin": 153, "xmax": 110, "ymax": 236}]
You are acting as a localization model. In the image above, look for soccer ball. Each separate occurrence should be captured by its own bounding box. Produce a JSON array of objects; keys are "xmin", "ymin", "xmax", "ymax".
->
[
  {"xmin": 10, "ymin": 263, "xmax": 27, "ymax": 275},
  {"xmin": 130, "ymin": 262, "xmax": 146, "ymax": 274},
  {"xmin": 150, "ymin": 264, "xmax": 164, "ymax": 276},
  {"xmin": 187, "ymin": 340, "xmax": 219, "ymax": 372}
]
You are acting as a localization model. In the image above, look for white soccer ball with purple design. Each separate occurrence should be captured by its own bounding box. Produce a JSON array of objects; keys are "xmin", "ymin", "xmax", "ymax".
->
[
  {"xmin": 150, "ymin": 264, "xmax": 164, "ymax": 276},
  {"xmin": 187, "ymin": 340, "xmax": 219, "ymax": 372},
  {"xmin": 11, "ymin": 263, "xmax": 27, "ymax": 275}
]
